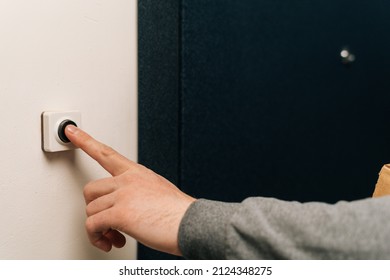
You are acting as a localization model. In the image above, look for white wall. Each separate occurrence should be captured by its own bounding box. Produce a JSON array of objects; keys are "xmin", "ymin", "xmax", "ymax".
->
[{"xmin": 0, "ymin": 0, "xmax": 137, "ymax": 259}]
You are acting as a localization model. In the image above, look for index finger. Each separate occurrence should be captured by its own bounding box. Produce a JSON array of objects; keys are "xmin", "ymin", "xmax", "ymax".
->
[{"xmin": 65, "ymin": 125, "xmax": 136, "ymax": 176}]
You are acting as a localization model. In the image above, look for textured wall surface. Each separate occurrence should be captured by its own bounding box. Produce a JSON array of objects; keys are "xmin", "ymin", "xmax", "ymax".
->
[{"xmin": 0, "ymin": 0, "xmax": 138, "ymax": 259}]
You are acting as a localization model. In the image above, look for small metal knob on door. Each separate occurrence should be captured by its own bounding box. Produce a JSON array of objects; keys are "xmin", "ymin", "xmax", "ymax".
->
[{"xmin": 340, "ymin": 48, "xmax": 356, "ymax": 65}]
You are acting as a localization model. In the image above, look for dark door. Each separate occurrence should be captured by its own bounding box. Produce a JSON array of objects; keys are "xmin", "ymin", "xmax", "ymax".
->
[{"xmin": 139, "ymin": 0, "xmax": 390, "ymax": 259}]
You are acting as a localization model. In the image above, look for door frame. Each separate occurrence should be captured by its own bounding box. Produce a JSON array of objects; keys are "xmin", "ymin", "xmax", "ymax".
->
[{"xmin": 138, "ymin": 0, "xmax": 182, "ymax": 260}]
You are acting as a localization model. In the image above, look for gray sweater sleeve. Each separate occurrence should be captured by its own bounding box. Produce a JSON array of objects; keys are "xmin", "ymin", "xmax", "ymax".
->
[{"xmin": 178, "ymin": 196, "xmax": 390, "ymax": 259}]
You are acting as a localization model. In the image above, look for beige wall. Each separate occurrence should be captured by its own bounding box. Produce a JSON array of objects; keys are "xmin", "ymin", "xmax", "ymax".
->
[{"xmin": 0, "ymin": 0, "xmax": 137, "ymax": 259}]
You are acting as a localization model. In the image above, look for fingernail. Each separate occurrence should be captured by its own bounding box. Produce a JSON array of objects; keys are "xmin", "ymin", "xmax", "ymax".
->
[{"xmin": 65, "ymin": 124, "xmax": 78, "ymax": 134}]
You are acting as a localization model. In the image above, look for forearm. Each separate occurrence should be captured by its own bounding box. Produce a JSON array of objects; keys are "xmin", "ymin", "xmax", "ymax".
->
[{"xmin": 178, "ymin": 196, "xmax": 390, "ymax": 259}]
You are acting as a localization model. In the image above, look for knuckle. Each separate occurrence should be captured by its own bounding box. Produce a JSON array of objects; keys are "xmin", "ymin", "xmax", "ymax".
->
[
  {"xmin": 100, "ymin": 144, "xmax": 117, "ymax": 158},
  {"xmin": 85, "ymin": 216, "xmax": 96, "ymax": 233},
  {"xmin": 121, "ymin": 172, "xmax": 138, "ymax": 184},
  {"xmin": 83, "ymin": 182, "xmax": 94, "ymax": 202},
  {"xmin": 114, "ymin": 173, "xmax": 134, "ymax": 189},
  {"xmin": 138, "ymin": 163, "xmax": 154, "ymax": 175},
  {"xmin": 85, "ymin": 202, "xmax": 94, "ymax": 217},
  {"xmin": 113, "ymin": 187, "xmax": 131, "ymax": 202}
]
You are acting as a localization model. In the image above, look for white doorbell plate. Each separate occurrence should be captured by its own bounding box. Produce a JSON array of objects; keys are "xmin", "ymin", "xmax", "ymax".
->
[{"xmin": 41, "ymin": 111, "xmax": 81, "ymax": 152}]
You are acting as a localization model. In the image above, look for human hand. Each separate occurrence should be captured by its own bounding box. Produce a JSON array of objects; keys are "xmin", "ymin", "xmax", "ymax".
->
[
  {"xmin": 65, "ymin": 125, "xmax": 196, "ymax": 255},
  {"xmin": 373, "ymin": 164, "xmax": 390, "ymax": 197}
]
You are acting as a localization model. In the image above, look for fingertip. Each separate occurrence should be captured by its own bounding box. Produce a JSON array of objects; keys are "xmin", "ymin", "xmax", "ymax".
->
[
  {"xmin": 94, "ymin": 238, "xmax": 113, "ymax": 252},
  {"xmin": 64, "ymin": 125, "xmax": 91, "ymax": 149},
  {"xmin": 64, "ymin": 124, "xmax": 79, "ymax": 139},
  {"xmin": 105, "ymin": 230, "xmax": 127, "ymax": 249},
  {"xmin": 64, "ymin": 125, "xmax": 78, "ymax": 142}
]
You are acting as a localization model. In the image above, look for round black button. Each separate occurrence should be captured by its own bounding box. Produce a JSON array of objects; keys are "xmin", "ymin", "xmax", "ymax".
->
[{"xmin": 58, "ymin": 119, "xmax": 77, "ymax": 143}]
